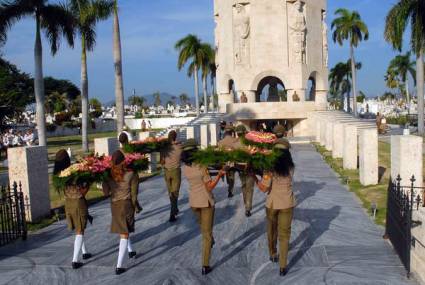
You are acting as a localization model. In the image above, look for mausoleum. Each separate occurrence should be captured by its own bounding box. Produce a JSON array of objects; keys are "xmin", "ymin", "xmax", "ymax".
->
[{"xmin": 214, "ymin": 0, "xmax": 328, "ymax": 136}]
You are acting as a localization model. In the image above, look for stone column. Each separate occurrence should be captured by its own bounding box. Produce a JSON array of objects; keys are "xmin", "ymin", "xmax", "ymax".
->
[
  {"xmin": 219, "ymin": 93, "xmax": 233, "ymax": 113},
  {"xmin": 320, "ymin": 119, "xmax": 327, "ymax": 146},
  {"xmin": 94, "ymin": 137, "xmax": 119, "ymax": 156},
  {"xmin": 147, "ymin": 153, "xmax": 157, "ymax": 174},
  {"xmin": 359, "ymin": 128, "xmax": 378, "ymax": 186},
  {"xmin": 325, "ymin": 120, "xmax": 334, "ymax": 151},
  {"xmin": 209, "ymin": 123, "xmax": 219, "ymax": 146},
  {"xmin": 315, "ymin": 119, "xmax": 321, "ymax": 143},
  {"xmin": 391, "ymin": 135, "xmax": 423, "ymax": 187},
  {"xmin": 343, "ymin": 124, "xmax": 358, "ymax": 170},
  {"xmin": 332, "ymin": 122, "xmax": 344, "ymax": 158},
  {"xmin": 8, "ymin": 146, "xmax": 50, "ymax": 222},
  {"xmin": 244, "ymin": 90, "xmax": 256, "ymax": 103},
  {"xmin": 138, "ymin": 131, "xmax": 155, "ymax": 141},
  {"xmin": 186, "ymin": 126, "xmax": 195, "ymax": 140},
  {"xmin": 200, "ymin": 124, "xmax": 209, "ymax": 149},
  {"xmin": 315, "ymin": 90, "xmax": 328, "ymax": 110}
]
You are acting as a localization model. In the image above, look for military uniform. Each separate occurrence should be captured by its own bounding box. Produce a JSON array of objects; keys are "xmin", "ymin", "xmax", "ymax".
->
[
  {"xmin": 233, "ymin": 137, "xmax": 255, "ymax": 215},
  {"xmin": 218, "ymin": 135, "xmax": 238, "ymax": 196},
  {"xmin": 102, "ymin": 172, "xmax": 138, "ymax": 234},
  {"xmin": 261, "ymin": 171, "xmax": 295, "ymax": 269},
  {"xmin": 182, "ymin": 163, "xmax": 215, "ymax": 267},
  {"xmin": 64, "ymin": 185, "xmax": 89, "ymax": 233},
  {"xmin": 161, "ymin": 142, "xmax": 183, "ymax": 217}
]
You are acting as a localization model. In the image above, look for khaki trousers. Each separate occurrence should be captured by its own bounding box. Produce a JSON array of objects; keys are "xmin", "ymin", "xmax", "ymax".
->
[
  {"xmin": 266, "ymin": 207, "xmax": 294, "ymax": 268},
  {"xmin": 164, "ymin": 168, "xmax": 181, "ymax": 216},
  {"xmin": 192, "ymin": 206, "xmax": 215, "ymax": 266},
  {"xmin": 240, "ymin": 172, "xmax": 255, "ymax": 211},
  {"xmin": 226, "ymin": 170, "xmax": 235, "ymax": 194}
]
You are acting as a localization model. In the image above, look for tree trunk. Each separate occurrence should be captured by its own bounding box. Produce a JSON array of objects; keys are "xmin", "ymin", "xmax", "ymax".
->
[
  {"xmin": 212, "ymin": 76, "xmax": 217, "ymax": 111},
  {"xmin": 350, "ymin": 45, "xmax": 358, "ymax": 117},
  {"xmin": 194, "ymin": 65, "xmax": 200, "ymax": 116},
  {"xmin": 81, "ymin": 36, "xmax": 89, "ymax": 152},
  {"xmin": 113, "ymin": 2, "xmax": 125, "ymax": 134},
  {"xmin": 34, "ymin": 16, "xmax": 47, "ymax": 146},
  {"xmin": 202, "ymin": 76, "xmax": 208, "ymax": 113},
  {"xmin": 417, "ymin": 49, "xmax": 424, "ymax": 135},
  {"xmin": 405, "ymin": 77, "xmax": 410, "ymax": 113}
]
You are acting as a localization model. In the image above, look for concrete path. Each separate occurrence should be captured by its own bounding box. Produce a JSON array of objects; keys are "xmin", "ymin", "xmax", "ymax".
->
[{"xmin": 0, "ymin": 144, "xmax": 416, "ymax": 285}]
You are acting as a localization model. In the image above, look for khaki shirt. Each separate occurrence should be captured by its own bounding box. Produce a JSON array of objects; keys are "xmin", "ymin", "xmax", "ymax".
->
[
  {"xmin": 218, "ymin": 136, "xmax": 238, "ymax": 150},
  {"xmin": 161, "ymin": 142, "xmax": 183, "ymax": 170},
  {"xmin": 182, "ymin": 164, "xmax": 214, "ymax": 208},
  {"xmin": 102, "ymin": 171, "xmax": 138, "ymax": 202},
  {"xmin": 261, "ymin": 171, "xmax": 296, "ymax": 210},
  {"xmin": 64, "ymin": 185, "xmax": 83, "ymax": 199}
]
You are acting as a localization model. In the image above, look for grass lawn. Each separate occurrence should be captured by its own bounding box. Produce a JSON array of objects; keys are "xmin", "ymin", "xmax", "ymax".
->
[{"xmin": 314, "ymin": 141, "xmax": 395, "ymax": 226}]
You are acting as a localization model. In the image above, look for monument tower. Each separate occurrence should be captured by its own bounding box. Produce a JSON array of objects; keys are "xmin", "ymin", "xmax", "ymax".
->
[{"xmin": 214, "ymin": 0, "xmax": 328, "ymax": 136}]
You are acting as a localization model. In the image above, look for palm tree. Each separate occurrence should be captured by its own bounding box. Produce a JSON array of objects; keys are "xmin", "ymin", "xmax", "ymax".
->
[
  {"xmin": 199, "ymin": 43, "xmax": 214, "ymax": 113},
  {"xmin": 384, "ymin": 69, "xmax": 400, "ymax": 91},
  {"xmin": 179, "ymin": 93, "xmax": 189, "ymax": 106},
  {"xmin": 69, "ymin": 0, "xmax": 114, "ymax": 152},
  {"xmin": 329, "ymin": 60, "xmax": 361, "ymax": 112},
  {"xmin": 113, "ymin": 0, "xmax": 124, "ymax": 134},
  {"xmin": 385, "ymin": 0, "xmax": 425, "ymax": 134},
  {"xmin": 209, "ymin": 57, "xmax": 217, "ymax": 111},
  {"xmin": 332, "ymin": 8, "xmax": 369, "ymax": 117},
  {"xmin": 387, "ymin": 52, "xmax": 416, "ymax": 107},
  {"xmin": 0, "ymin": 0, "xmax": 75, "ymax": 146},
  {"xmin": 175, "ymin": 34, "xmax": 204, "ymax": 116}
]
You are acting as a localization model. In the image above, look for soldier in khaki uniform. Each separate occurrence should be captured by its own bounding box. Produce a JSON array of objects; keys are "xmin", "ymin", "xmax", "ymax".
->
[
  {"xmin": 217, "ymin": 126, "xmax": 238, "ymax": 198},
  {"xmin": 160, "ymin": 130, "xmax": 183, "ymax": 222},
  {"xmin": 234, "ymin": 125, "xmax": 256, "ymax": 217},
  {"xmin": 181, "ymin": 139, "xmax": 225, "ymax": 275},
  {"xmin": 54, "ymin": 150, "xmax": 92, "ymax": 270},
  {"xmin": 273, "ymin": 124, "xmax": 286, "ymax": 139},
  {"xmin": 253, "ymin": 138, "xmax": 295, "ymax": 277},
  {"xmin": 102, "ymin": 150, "xmax": 138, "ymax": 275}
]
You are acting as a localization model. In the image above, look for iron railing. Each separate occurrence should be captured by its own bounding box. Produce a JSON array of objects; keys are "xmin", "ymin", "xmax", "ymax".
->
[
  {"xmin": 0, "ymin": 182, "xmax": 27, "ymax": 247},
  {"xmin": 385, "ymin": 175, "xmax": 423, "ymax": 278}
]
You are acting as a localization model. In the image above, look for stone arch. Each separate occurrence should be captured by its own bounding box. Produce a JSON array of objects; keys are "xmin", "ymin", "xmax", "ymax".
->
[
  {"xmin": 250, "ymin": 70, "xmax": 288, "ymax": 91},
  {"xmin": 220, "ymin": 74, "xmax": 233, "ymax": 94},
  {"xmin": 305, "ymin": 71, "xmax": 317, "ymax": 101}
]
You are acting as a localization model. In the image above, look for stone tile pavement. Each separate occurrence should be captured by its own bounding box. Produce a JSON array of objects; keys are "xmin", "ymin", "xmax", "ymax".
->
[{"xmin": 0, "ymin": 144, "xmax": 417, "ymax": 284}]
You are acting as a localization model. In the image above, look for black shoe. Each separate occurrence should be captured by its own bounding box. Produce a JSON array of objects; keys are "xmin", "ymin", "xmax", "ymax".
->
[
  {"xmin": 269, "ymin": 256, "xmax": 278, "ymax": 263},
  {"xmin": 211, "ymin": 239, "xmax": 215, "ymax": 249},
  {"xmin": 82, "ymin": 253, "xmax": 92, "ymax": 260},
  {"xmin": 135, "ymin": 202, "xmax": 143, "ymax": 214},
  {"xmin": 115, "ymin": 268, "xmax": 126, "ymax": 275},
  {"xmin": 72, "ymin": 262, "xmax": 83, "ymax": 269},
  {"xmin": 245, "ymin": 210, "xmax": 252, "ymax": 217},
  {"xmin": 202, "ymin": 266, "xmax": 212, "ymax": 275},
  {"xmin": 128, "ymin": 251, "xmax": 137, "ymax": 259},
  {"xmin": 169, "ymin": 215, "xmax": 177, "ymax": 223},
  {"xmin": 228, "ymin": 192, "xmax": 234, "ymax": 198},
  {"xmin": 279, "ymin": 268, "xmax": 288, "ymax": 276},
  {"xmin": 87, "ymin": 215, "xmax": 94, "ymax": 225}
]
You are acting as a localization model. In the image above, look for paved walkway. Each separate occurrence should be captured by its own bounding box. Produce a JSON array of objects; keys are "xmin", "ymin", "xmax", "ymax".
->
[{"xmin": 0, "ymin": 144, "xmax": 416, "ymax": 284}]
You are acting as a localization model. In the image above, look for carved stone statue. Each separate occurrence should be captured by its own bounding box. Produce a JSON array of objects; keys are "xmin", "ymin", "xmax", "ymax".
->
[
  {"xmin": 289, "ymin": 0, "xmax": 306, "ymax": 64},
  {"xmin": 322, "ymin": 10, "xmax": 329, "ymax": 67},
  {"xmin": 234, "ymin": 3, "xmax": 250, "ymax": 65}
]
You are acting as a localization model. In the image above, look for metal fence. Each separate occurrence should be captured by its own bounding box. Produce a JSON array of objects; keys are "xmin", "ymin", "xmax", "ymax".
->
[
  {"xmin": 385, "ymin": 175, "xmax": 423, "ymax": 278},
  {"xmin": 0, "ymin": 182, "xmax": 27, "ymax": 247}
]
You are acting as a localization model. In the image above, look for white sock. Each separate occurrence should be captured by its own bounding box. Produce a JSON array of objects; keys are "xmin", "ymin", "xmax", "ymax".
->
[
  {"xmin": 73, "ymin": 235, "xmax": 83, "ymax": 263},
  {"xmin": 81, "ymin": 241, "xmax": 87, "ymax": 255},
  {"xmin": 127, "ymin": 238, "xmax": 134, "ymax": 253},
  {"xmin": 117, "ymin": 239, "xmax": 128, "ymax": 268}
]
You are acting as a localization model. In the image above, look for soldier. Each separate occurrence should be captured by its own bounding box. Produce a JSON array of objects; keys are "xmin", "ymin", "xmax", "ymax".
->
[
  {"xmin": 218, "ymin": 125, "xmax": 238, "ymax": 198},
  {"xmin": 119, "ymin": 132, "xmax": 142, "ymax": 214},
  {"xmin": 160, "ymin": 130, "xmax": 183, "ymax": 222},
  {"xmin": 181, "ymin": 139, "xmax": 226, "ymax": 275},
  {"xmin": 273, "ymin": 124, "xmax": 286, "ymax": 139},
  {"xmin": 253, "ymin": 138, "xmax": 295, "ymax": 277},
  {"xmin": 53, "ymin": 150, "xmax": 92, "ymax": 269},
  {"xmin": 234, "ymin": 125, "xmax": 255, "ymax": 217},
  {"xmin": 102, "ymin": 150, "xmax": 139, "ymax": 275}
]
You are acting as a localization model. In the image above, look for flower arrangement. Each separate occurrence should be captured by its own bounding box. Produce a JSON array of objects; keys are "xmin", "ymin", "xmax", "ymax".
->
[
  {"xmin": 242, "ymin": 131, "xmax": 277, "ymax": 149},
  {"xmin": 123, "ymin": 137, "xmax": 169, "ymax": 154},
  {"xmin": 53, "ymin": 153, "xmax": 149, "ymax": 191}
]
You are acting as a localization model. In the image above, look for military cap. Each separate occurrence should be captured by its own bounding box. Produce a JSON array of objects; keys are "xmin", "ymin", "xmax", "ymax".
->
[
  {"xmin": 273, "ymin": 125, "xmax": 286, "ymax": 137},
  {"xmin": 274, "ymin": 138, "xmax": 291, "ymax": 150},
  {"xmin": 183, "ymin": 139, "xmax": 199, "ymax": 151},
  {"xmin": 235, "ymin": 125, "xmax": 247, "ymax": 134}
]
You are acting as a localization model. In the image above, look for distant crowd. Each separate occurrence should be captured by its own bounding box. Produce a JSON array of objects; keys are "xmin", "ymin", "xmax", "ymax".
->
[{"xmin": 0, "ymin": 129, "xmax": 36, "ymax": 157}]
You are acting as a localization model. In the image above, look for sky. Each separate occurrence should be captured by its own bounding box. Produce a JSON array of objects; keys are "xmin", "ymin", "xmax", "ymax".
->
[{"xmin": 1, "ymin": 0, "xmax": 413, "ymax": 102}]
